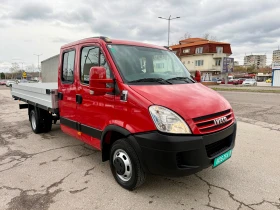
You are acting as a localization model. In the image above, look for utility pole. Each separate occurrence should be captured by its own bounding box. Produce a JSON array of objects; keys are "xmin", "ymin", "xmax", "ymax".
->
[
  {"xmin": 158, "ymin": 15, "xmax": 180, "ymax": 47},
  {"xmin": 34, "ymin": 54, "xmax": 42, "ymax": 80}
]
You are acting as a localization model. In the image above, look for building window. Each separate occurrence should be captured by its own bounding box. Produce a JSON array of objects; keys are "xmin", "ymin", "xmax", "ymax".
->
[
  {"xmin": 195, "ymin": 60, "xmax": 204, "ymax": 66},
  {"xmin": 216, "ymin": 47, "xmax": 223, "ymax": 54},
  {"xmin": 195, "ymin": 47, "xmax": 203, "ymax": 54},
  {"xmin": 188, "ymin": 61, "xmax": 190, "ymax": 64},
  {"xmin": 183, "ymin": 48, "xmax": 190, "ymax": 53},
  {"xmin": 215, "ymin": 59, "xmax": 221, "ymax": 66},
  {"xmin": 62, "ymin": 50, "xmax": 75, "ymax": 83}
]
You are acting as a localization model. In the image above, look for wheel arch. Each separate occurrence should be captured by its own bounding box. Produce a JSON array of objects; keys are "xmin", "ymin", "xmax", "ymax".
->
[
  {"xmin": 101, "ymin": 125, "xmax": 130, "ymax": 162},
  {"xmin": 101, "ymin": 125, "xmax": 144, "ymax": 170}
]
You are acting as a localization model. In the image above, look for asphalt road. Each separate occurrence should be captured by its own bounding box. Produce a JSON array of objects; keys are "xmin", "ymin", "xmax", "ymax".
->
[
  {"xmin": 218, "ymin": 91, "xmax": 280, "ymax": 125},
  {"xmin": 0, "ymin": 85, "xmax": 280, "ymax": 210}
]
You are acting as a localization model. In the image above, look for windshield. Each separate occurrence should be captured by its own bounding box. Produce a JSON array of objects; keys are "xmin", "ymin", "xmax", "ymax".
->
[{"xmin": 107, "ymin": 45, "xmax": 193, "ymax": 84}]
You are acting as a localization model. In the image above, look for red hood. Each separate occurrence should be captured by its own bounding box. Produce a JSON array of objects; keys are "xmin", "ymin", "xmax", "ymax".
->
[{"xmin": 129, "ymin": 83, "xmax": 231, "ymax": 120}]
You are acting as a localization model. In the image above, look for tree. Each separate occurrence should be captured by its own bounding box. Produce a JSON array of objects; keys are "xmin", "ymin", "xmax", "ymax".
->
[
  {"xmin": 233, "ymin": 66, "xmax": 247, "ymax": 73},
  {"xmin": 202, "ymin": 33, "xmax": 218, "ymax": 41},
  {"xmin": 26, "ymin": 64, "xmax": 36, "ymax": 72},
  {"xmin": 202, "ymin": 33, "xmax": 210, "ymax": 39},
  {"xmin": 180, "ymin": 32, "xmax": 192, "ymax": 40},
  {"xmin": 9, "ymin": 62, "xmax": 20, "ymax": 79},
  {"xmin": 183, "ymin": 32, "xmax": 192, "ymax": 39},
  {"xmin": 1, "ymin": 72, "xmax": 5, "ymax": 79}
]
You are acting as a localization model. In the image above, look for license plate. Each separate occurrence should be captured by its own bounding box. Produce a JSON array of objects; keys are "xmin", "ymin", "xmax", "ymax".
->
[{"xmin": 213, "ymin": 149, "xmax": 232, "ymax": 168}]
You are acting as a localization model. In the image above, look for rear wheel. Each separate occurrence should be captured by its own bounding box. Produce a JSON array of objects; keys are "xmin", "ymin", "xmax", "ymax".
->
[
  {"xmin": 110, "ymin": 139, "xmax": 146, "ymax": 190},
  {"xmin": 30, "ymin": 110, "xmax": 42, "ymax": 134},
  {"xmin": 29, "ymin": 109, "xmax": 52, "ymax": 134}
]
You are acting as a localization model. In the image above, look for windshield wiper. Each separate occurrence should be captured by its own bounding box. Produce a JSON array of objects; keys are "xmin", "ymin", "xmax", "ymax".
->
[
  {"xmin": 128, "ymin": 78, "xmax": 172, "ymax": 84},
  {"xmin": 166, "ymin": 77, "xmax": 195, "ymax": 83}
]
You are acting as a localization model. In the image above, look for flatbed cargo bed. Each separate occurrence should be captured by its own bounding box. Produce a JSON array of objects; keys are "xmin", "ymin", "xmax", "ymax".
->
[{"xmin": 11, "ymin": 82, "xmax": 59, "ymax": 111}]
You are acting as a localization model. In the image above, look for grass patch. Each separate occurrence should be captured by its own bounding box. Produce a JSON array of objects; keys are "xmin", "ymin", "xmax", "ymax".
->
[{"xmin": 210, "ymin": 87, "xmax": 280, "ymax": 93}]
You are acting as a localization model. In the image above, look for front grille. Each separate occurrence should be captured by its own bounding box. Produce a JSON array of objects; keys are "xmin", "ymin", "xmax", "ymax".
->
[
  {"xmin": 205, "ymin": 135, "xmax": 232, "ymax": 157},
  {"xmin": 193, "ymin": 109, "xmax": 234, "ymax": 134}
]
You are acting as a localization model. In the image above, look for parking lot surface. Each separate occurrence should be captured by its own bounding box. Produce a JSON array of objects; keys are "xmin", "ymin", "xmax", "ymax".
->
[{"xmin": 0, "ymin": 85, "xmax": 280, "ymax": 210}]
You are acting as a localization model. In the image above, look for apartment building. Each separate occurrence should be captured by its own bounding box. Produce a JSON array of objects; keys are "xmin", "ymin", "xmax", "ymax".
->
[
  {"xmin": 272, "ymin": 49, "xmax": 280, "ymax": 63},
  {"xmin": 170, "ymin": 38, "xmax": 232, "ymax": 82},
  {"xmin": 244, "ymin": 55, "xmax": 266, "ymax": 68}
]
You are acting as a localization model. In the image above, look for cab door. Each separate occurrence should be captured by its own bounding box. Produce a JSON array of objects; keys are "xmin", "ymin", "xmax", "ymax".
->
[
  {"xmin": 76, "ymin": 44, "xmax": 115, "ymax": 149},
  {"xmin": 58, "ymin": 48, "xmax": 80, "ymax": 139}
]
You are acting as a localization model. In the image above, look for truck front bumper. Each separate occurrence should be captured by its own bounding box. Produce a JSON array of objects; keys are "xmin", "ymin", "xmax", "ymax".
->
[{"xmin": 132, "ymin": 120, "xmax": 237, "ymax": 177}]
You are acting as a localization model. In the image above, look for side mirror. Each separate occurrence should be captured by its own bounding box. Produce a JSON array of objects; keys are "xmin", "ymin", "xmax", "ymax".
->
[
  {"xmin": 194, "ymin": 70, "xmax": 201, "ymax": 82},
  {"xmin": 89, "ymin": 67, "xmax": 114, "ymax": 96}
]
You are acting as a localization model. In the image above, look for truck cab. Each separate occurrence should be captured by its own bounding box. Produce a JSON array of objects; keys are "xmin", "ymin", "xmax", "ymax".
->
[{"xmin": 12, "ymin": 36, "xmax": 237, "ymax": 190}]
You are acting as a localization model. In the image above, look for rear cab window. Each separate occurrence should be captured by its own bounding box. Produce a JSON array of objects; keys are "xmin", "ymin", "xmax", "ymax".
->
[{"xmin": 62, "ymin": 50, "xmax": 75, "ymax": 83}]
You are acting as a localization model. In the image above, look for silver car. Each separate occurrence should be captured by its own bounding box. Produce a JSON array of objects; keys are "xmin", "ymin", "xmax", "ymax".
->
[
  {"xmin": 242, "ymin": 79, "xmax": 257, "ymax": 86},
  {"xmin": 5, "ymin": 80, "xmax": 16, "ymax": 87}
]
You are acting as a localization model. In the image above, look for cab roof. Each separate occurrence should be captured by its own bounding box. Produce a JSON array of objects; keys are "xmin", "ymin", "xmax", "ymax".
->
[{"xmin": 61, "ymin": 37, "xmax": 167, "ymax": 50}]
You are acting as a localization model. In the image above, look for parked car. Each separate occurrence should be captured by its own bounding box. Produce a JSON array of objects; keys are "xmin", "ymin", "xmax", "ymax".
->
[
  {"xmin": 19, "ymin": 79, "xmax": 29, "ymax": 83},
  {"xmin": 233, "ymin": 78, "xmax": 246, "ymax": 85},
  {"xmin": 266, "ymin": 78, "xmax": 272, "ymax": 83},
  {"xmin": 0, "ymin": 80, "xmax": 7, "ymax": 85},
  {"xmin": 242, "ymin": 79, "xmax": 257, "ymax": 86},
  {"xmin": 221, "ymin": 79, "xmax": 234, "ymax": 84},
  {"xmin": 232, "ymin": 79, "xmax": 240, "ymax": 85},
  {"xmin": 6, "ymin": 80, "xmax": 16, "ymax": 87}
]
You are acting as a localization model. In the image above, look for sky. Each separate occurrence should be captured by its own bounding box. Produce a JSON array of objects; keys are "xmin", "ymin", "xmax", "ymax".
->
[{"xmin": 1, "ymin": 0, "xmax": 280, "ymax": 72}]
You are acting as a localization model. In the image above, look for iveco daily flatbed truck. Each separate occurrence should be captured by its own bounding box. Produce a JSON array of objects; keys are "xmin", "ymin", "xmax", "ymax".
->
[{"xmin": 11, "ymin": 36, "xmax": 237, "ymax": 190}]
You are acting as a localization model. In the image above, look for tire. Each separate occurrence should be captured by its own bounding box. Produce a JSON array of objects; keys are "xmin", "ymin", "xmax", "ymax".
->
[
  {"xmin": 30, "ymin": 110, "xmax": 42, "ymax": 134},
  {"xmin": 110, "ymin": 139, "xmax": 146, "ymax": 191}
]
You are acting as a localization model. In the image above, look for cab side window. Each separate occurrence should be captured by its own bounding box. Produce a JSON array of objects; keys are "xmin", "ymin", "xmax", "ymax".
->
[
  {"xmin": 62, "ymin": 50, "xmax": 75, "ymax": 83},
  {"xmin": 80, "ymin": 46, "xmax": 113, "ymax": 85},
  {"xmin": 80, "ymin": 46, "xmax": 99, "ymax": 84}
]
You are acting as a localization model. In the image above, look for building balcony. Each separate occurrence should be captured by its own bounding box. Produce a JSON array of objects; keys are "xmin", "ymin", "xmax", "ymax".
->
[
  {"xmin": 212, "ymin": 65, "xmax": 222, "ymax": 71},
  {"xmin": 213, "ymin": 53, "xmax": 227, "ymax": 58}
]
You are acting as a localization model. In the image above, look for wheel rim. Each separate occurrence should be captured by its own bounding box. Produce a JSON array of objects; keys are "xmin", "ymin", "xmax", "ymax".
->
[
  {"xmin": 31, "ymin": 113, "xmax": 36, "ymax": 130},
  {"xmin": 113, "ymin": 149, "xmax": 132, "ymax": 182}
]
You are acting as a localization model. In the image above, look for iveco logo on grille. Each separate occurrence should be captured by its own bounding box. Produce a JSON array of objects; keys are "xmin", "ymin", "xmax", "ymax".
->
[{"xmin": 214, "ymin": 117, "xmax": 228, "ymax": 125}]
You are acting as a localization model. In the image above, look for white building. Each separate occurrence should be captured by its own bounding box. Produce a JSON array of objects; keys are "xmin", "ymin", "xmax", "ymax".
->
[
  {"xmin": 272, "ymin": 50, "xmax": 280, "ymax": 63},
  {"xmin": 244, "ymin": 55, "xmax": 266, "ymax": 68},
  {"xmin": 170, "ymin": 38, "xmax": 233, "ymax": 82}
]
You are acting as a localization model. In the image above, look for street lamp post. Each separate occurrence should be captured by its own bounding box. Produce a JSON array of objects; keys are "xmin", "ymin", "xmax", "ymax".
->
[
  {"xmin": 34, "ymin": 54, "xmax": 42, "ymax": 80},
  {"xmin": 158, "ymin": 15, "xmax": 180, "ymax": 47}
]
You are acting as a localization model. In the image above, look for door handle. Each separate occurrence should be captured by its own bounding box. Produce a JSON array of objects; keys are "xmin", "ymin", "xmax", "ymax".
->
[
  {"xmin": 76, "ymin": 94, "xmax": 82, "ymax": 104},
  {"xmin": 58, "ymin": 92, "xmax": 63, "ymax": 100}
]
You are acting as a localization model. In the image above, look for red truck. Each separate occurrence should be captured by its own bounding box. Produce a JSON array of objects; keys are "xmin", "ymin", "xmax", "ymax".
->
[{"xmin": 11, "ymin": 37, "xmax": 236, "ymax": 190}]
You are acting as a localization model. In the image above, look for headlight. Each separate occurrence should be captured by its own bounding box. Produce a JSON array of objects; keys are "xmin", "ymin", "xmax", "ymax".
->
[{"xmin": 149, "ymin": 105, "xmax": 192, "ymax": 134}]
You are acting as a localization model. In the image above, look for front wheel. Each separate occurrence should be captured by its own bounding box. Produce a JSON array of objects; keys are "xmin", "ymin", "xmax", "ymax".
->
[{"xmin": 110, "ymin": 139, "xmax": 146, "ymax": 190}]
